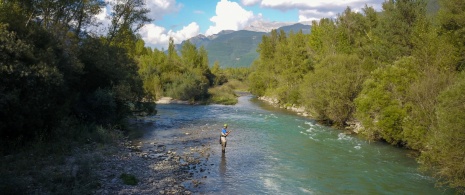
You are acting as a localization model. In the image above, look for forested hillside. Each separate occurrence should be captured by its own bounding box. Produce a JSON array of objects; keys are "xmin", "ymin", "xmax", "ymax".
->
[
  {"xmin": 177, "ymin": 24, "xmax": 311, "ymax": 68},
  {"xmin": 248, "ymin": 0, "xmax": 465, "ymax": 192}
]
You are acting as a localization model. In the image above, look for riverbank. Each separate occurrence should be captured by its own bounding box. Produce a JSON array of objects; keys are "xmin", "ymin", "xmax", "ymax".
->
[
  {"xmin": 257, "ymin": 96, "xmax": 362, "ymax": 133},
  {"xmin": 0, "ymin": 123, "xmax": 216, "ymax": 194}
]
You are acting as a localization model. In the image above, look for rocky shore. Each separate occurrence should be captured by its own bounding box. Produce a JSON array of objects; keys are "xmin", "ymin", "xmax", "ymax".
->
[
  {"xmin": 93, "ymin": 122, "xmax": 218, "ymax": 194},
  {"xmin": 258, "ymin": 96, "xmax": 309, "ymax": 117},
  {"xmin": 258, "ymin": 96, "xmax": 362, "ymax": 133},
  {"xmin": 155, "ymin": 97, "xmax": 190, "ymax": 105}
]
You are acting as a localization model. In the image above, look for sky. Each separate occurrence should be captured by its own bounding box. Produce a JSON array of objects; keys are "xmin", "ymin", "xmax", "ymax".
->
[{"xmin": 96, "ymin": 0, "xmax": 385, "ymax": 50}]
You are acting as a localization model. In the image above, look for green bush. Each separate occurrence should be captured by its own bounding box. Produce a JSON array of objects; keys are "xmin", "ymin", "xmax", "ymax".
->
[
  {"xmin": 300, "ymin": 54, "xmax": 366, "ymax": 126},
  {"xmin": 419, "ymin": 72, "xmax": 465, "ymax": 193},
  {"xmin": 355, "ymin": 57, "xmax": 419, "ymax": 145},
  {"xmin": 208, "ymin": 84, "xmax": 238, "ymax": 105}
]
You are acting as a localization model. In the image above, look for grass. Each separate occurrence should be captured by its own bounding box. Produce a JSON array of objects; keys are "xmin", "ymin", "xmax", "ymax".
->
[
  {"xmin": 0, "ymin": 118, "xmax": 123, "ymax": 194},
  {"xmin": 120, "ymin": 173, "xmax": 138, "ymax": 185}
]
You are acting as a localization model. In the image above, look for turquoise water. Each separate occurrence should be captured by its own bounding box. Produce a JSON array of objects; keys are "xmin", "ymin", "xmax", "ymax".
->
[{"xmin": 139, "ymin": 95, "xmax": 454, "ymax": 194}]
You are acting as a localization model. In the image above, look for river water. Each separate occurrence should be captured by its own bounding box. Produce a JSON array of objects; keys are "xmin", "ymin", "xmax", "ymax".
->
[{"xmin": 135, "ymin": 95, "xmax": 453, "ymax": 194}]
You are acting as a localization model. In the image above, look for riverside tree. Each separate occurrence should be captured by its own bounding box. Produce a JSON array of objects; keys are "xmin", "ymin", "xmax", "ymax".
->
[
  {"xmin": 248, "ymin": 0, "xmax": 465, "ymax": 192},
  {"xmin": 0, "ymin": 0, "xmax": 152, "ymax": 147}
]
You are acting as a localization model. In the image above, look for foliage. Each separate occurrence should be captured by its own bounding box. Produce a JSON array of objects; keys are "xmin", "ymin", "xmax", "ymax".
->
[
  {"xmin": 419, "ymin": 72, "xmax": 465, "ymax": 193},
  {"xmin": 0, "ymin": 0, "xmax": 152, "ymax": 148},
  {"xmin": 120, "ymin": 173, "xmax": 138, "ymax": 185},
  {"xmin": 208, "ymin": 83, "xmax": 238, "ymax": 105},
  {"xmin": 0, "ymin": 22, "xmax": 72, "ymax": 143},
  {"xmin": 301, "ymin": 54, "xmax": 368, "ymax": 126},
  {"xmin": 249, "ymin": 29, "xmax": 312, "ymax": 103},
  {"xmin": 355, "ymin": 57, "xmax": 419, "ymax": 145},
  {"xmin": 137, "ymin": 39, "xmax": 214, "ymax": 101},
  {"xmin": 247, "ymin": 0, "xmax": 465, "ymax": 191},
  {"xmin": 437, "ymin": 0, "xmax": 465, "ymax": 70}
]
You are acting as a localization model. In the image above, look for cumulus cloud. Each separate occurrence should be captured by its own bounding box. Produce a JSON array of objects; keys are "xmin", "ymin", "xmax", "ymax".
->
[
  {"xmin": 91, "ymin": 0, "xmax": 188, "ymax": 49},
  {"xmin": 241, "ymin": 0, "xmax": 261, "ymax": 6},
  {"xmin": 145, "ymin": 0, "xmax": 182, "ymax": 20},
  {"xmin": 85, "ymin": 5, "xmax": 111, "ymax": 35},
  {"xmin": 140, "ymin": 22, "xmax": 200, "ymax": 49},
  {"xmin": 91, "ymin": 0, "xmax": 182, "ymax": 34},
  {"xmin": 206, "ymin": 0, "xmax": 258, "ymax": 36},
  {"xmin": 298, "ymin": 9, "xmax": 335, "ymax": 22},
  {"xmin": 243, "ymin": 0, "xmax": 384, "ymax": 22}
]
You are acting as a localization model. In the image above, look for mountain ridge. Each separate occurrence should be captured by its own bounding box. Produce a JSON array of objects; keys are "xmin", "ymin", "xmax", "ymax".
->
[{"xmin": 177, "ymin": 22, "xmax": 311, "ymax": 68}]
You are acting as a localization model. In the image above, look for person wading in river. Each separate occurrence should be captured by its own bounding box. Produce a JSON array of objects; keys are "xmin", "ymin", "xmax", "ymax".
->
[{"xmin": 220, "ymin": 124, "xmax": 231, "ymax": 153}]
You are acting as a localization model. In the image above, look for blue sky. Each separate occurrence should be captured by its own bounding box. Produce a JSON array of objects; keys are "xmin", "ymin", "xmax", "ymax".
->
[
  {"xmin": 97, "ymin": 0, "xmax": 385, "ymax": 49},
  {"xmin": 155, "ymin": 0, "xmax": 299, "ymax": 33}
]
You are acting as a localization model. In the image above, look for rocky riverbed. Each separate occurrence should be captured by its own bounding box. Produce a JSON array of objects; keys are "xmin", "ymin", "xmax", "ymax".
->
[{"xmin": 92, "ymin": 121, "xmax": 219, "ymax": 195}]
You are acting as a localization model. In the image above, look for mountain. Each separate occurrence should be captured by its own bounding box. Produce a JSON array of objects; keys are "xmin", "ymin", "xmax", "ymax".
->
[{"xmin": 177, "ymin": 23, "xmax": 311, "ymax": 68}]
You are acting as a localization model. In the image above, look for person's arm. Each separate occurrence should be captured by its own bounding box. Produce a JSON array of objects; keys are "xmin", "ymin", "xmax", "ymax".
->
[{"xmin": 226, "ymin": 130, "xmax": 231, "ymax": 136}]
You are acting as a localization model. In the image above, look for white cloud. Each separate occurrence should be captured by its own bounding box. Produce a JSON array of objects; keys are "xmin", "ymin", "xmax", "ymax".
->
[
  {"xmin": 145, "ymin": 0, "xmax": 182, "ymax": 20},
  {"xmin": 140, "ymin": 22, "xmax": 200, "ymax": 49},
  {"xmin": 260, "ymin": 0, "xmax": 377, "ymax": 10},
  {"xmin": 206, "ymin": 0, "xmax": 258, "ymax": 36},
  {"xmin": 90, "ymin": 0, "xmax": 189, "ymax": 49},
  {"xmin": 103, "ymin": 0, "xmax": 181, "ymax": 20},
  {"xmin": 298, "ymin": 9, "xmax": 335, "ymax": 22},
  {"xmin": 86, "ymin": 5, "xmax": 111, "ymax": 35},
  {"xmin": 92, "ymin": 0, "xmax": 181, "ymax": 31},
  {"xmin": 241, "ymin": 0, "xmax": 261, "ymax": 6},
  {"xmin": 243, "ymin": 0, "xmax": 384, "ymax": 22}
]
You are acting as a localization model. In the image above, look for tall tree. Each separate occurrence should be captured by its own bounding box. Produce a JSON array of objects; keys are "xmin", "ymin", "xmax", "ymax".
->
[
  {"xmin": 437, "ymin": 0, "xmax": 465, "ymax": 70},
  {"xmin": 373, "ymin": 0, "xmax": 427, "ymax": 62},
  {"xmin": 107, "ymin": 0, "xmax": 151, "ymax": 44}
]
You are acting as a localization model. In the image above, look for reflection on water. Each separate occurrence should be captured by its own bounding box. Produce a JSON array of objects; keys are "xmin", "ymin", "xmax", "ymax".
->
[{"xmin": 219, "ymin": 152, "xmax": 227, "ymax": 177}]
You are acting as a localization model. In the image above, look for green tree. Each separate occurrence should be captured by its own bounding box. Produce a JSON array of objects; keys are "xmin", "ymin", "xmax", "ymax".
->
[
  {"xmin": 355, "ymin": 57, "xmax": 419, "ymax": 145},
  {"xmin": 301, "ymin": 54, "xmax": 366, "ymax": 126},
  {"xmin": 211, "ymin": 61, "xmax": 227, "ymax": 85},
  {"xmin": 419, "ymin": 72, "xmax": 465, "ymax": 193},
  {"xmin": 437, "ymin": 0, "xmax": 465, "ymax": 70},
  {"xmin": 107, "ymin": 0, "xmax": 151, "ymax": 44},
  {"xmin": 400, "ymin": 23, "xmax": 457, "ymax": 150},
  {"xmin": 373, "ymin": 0, "xmax": 427, "ymax": 63}
]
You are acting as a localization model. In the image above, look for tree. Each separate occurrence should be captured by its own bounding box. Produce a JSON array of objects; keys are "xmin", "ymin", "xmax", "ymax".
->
[
  {"xmin": 437, "ymin": 0, "xmax": 465, "ymax": 70},
  {"xmin": 419, "ymin": 72, "xmax": 465, "ymax": 193},
  {"xmin": 355, "ymin": 57, "xmax": 419, "ymax": 145},
  {"xmin": 373, "ymin": 0, "xmax": 427, "ymax": 63},
  {"xmin": 0, "ymin": 22, "xmax": 74, "ymax": 142},
  {"xmin": 107, "ymin": 0, "xmax": 151, "ymax": 45},
  {"xmin": 301, "ymin": 54, "xmax": 366, "ymax": 126}
]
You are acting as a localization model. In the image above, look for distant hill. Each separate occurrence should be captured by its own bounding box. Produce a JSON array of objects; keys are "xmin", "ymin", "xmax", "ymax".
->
[{"xmin": 177, "ymin": 23, "xmax": 311, "ymax": 68}]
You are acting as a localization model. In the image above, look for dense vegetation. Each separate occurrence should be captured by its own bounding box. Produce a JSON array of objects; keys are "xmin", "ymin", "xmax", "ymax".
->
[
  {"xmin": 137, "ymin": 38, "xmax": 214, "ymax": 101},
  {"xmin": 0, "ymin": 0, "xmax": 239, "ymax": 151},
  {"xmin": 248, "ymin": 0, "xmax": 464, "ymax": 192},
  {"xmin": 0, "ymin": 0, "xmax": 243, "ymax": 193},
  {"xmin": 0, "ymin": 0, "xmax": 156, "ymax": 149}
]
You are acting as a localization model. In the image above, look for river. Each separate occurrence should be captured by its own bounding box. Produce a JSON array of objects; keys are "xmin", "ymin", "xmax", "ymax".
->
[{"xmin": 132, "ymin": 95, "xmax": 454, "ymax": 194}]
